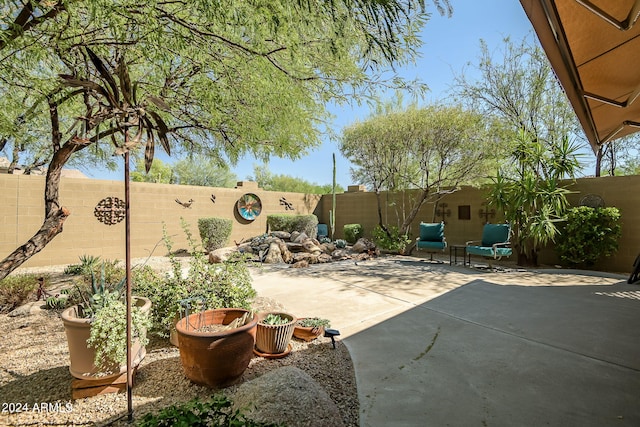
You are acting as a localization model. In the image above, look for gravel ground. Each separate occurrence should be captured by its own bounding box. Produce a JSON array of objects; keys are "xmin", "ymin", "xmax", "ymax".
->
[{"xmin": 0, "ymin": 257, "xmax": 358, "ymax": 427}]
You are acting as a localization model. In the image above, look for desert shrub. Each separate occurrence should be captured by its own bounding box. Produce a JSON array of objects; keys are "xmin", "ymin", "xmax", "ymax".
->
[
  {"xmin": 64, "ymin": 254, "xmax": 101, "ymax": 275},
  {"xmin": 198, "ymin": 217, "xmax": 233, "ymax": 252},
  {"xmin": 133, "ymin": 220, "xmax": 256, "ymax": 337},
  {"xmin": 137, "ymin": 395, "xmax": 281, "ymax": 427},
  {"xmin": 556, "ymin": 206, "xmax": 622, "ymax": 267},
  {"xmin": 0, "ymin": 274, "xmax": 39, "ymax": 313},
  {"xmin": 343, "ymin": 223, "xmax": 363, "ymax": 244},
  {"xmin": 372, "ymin": 225, "xmax": 412, "ymax": 254},
  {"xmin": 267, "ymin": 214, "xmax": 318, "ymax": 238}
]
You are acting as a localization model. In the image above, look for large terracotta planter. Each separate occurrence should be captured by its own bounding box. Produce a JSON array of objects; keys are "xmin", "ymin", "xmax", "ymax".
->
[
  {"xmin": 255, "ymin": 312, "xmax": 296, "ymax": 354},
  {"xmin": 176, "ymin": 308, "xmax": 257, "ymax": 388},
  {"xmin": 61, "ymin": 296, "xmax": 152, "ymax": 380}
]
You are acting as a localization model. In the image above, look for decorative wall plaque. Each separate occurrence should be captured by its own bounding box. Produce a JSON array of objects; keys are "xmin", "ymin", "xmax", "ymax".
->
[
  {"xmin": 237, "ymin": 193, "xmax": 262, "ymax": 220},
  {"xmin": 94, "ymin": 197, "xmax": 126, "ymax": 225}
]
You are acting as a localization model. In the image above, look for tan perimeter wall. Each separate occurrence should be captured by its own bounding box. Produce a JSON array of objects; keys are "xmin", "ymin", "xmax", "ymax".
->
[
  {"xmin": 317, "ymin": 176, "xmax": 640, "ymax": 275},
  {"xmin": 2, "ymin": 174, "xmax": 638, "ymax": 274},
  {"xmin": 1, "ymin": 175, "xmax": 320, "ymax": 269}
]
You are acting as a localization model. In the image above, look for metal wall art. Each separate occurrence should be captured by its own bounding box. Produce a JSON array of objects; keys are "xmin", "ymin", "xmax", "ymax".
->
[
  {"xmin": 279, "ymin": 196, "xmax": 294, "ymax": 211},
  {"xmin": 237, "ymin": 193, "xmax": 262, "ymax": 220},
  {"xmin": 479, "ymin": 202, "xmax": 495, "ymax": 223},
  {"xmin": 94, "ymin": 196, "xmax": 126, "ymax": 225},
  {"xmin": 175, "ymin": 198, "xmax": 194, "ymax": 208}
]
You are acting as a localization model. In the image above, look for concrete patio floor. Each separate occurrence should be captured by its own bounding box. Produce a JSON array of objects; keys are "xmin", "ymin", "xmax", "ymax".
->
[{"xmin": 250, "ymin": 255, "xmax": 640, "ymax": 427}]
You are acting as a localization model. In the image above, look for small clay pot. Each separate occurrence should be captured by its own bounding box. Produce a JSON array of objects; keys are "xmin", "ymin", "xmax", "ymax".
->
[{"xmin": 293, "ymin": 318, "xmax": 325, "ymax": 342}]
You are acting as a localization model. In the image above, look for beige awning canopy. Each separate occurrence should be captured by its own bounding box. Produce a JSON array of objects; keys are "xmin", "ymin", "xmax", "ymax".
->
[{"xmin": 520, "ymin": 0, "xmax": 640, "ymax": 153}]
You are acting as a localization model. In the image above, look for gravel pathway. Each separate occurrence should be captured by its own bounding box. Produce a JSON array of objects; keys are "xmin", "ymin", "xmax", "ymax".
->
[{"xmin": 0, "ymin": 257, "xmax": 358, "ymax": 426}]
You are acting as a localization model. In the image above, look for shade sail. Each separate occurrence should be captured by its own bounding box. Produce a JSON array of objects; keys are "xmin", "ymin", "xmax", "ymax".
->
[{"xmin": 520, "ymin": 0, "xmax": 640, "ymax": 153}]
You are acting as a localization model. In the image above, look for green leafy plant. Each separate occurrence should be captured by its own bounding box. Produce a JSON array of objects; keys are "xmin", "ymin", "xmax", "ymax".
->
[
  {"xmin": 297, "ymin": 317, "xmax": 331, "ymax": 328},
  {"xmin": 372, "ymin": 225, "xmax": 411, "ymax": 254},
  {"xmin": 343, "ymin": 224, "xmax": 363, "ymax": 244},
  {"xmin": 87, "ymin": 294, "xmax": 151, "ymax": 371},
  {"xmin": 45, "ymin": 288, "xmax": 72, "ymax": 310},
  {"xmin": 556, "ymin": 206, "xmax": 622, "ymax": 267},
  {"xmin": 133, "ymin": 220, "xmax": 256, "ymax": 338},
  {"xmin": 198, "ymin": 217, "xmax": 233, "ymax": 252},
  {"xmin": 137, "ymin": 395, "xmax": 281, "ymax": 427},
  {"xmin": 267, "ymin": 214, "xmax": 319, "ymax": 238},
  {"xmin": 64, "ymin": 254, "xmax": 102, "ymax": 275},
  {"xmin": 261, "ymin": 313, "xmax": 290, "ymax": 325},
  {"xmin": 0, "ymin": 273, "xmax": 39, "ymax": 313},
  {"xmin": 74, "ymin": 262, "xmax": 126, "ymax": 319}
]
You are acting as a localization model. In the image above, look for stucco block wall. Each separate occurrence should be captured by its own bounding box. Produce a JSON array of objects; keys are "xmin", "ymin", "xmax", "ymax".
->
[
  {"xmin": 2, "ymin": 174, "xmax": 638, "ymax": 274},
  {"xmin": 1, "ymin": 175, "xmax": 320, "ymax": 268},
  {"xmin": 317, "ymin": 176, "xmax": 639, "ymax": 274}
]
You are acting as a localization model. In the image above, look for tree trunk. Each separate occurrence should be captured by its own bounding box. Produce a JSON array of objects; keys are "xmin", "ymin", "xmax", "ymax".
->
[
  {"xmin": 400, "ymin": 188, "xmax": 430, "ymax": 235},
  {"xmin": 0, "ymin": 138, "xmax": 83, "ymax": 280}
]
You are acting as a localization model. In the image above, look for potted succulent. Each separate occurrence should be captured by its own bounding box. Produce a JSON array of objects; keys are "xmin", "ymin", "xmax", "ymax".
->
[
  {"xmin": 61, "ymin": 264, "xmax": 152, "ymax": 379},
  {"xmin": 293, "ymin": 317, "xmax": 331, "ymax": 342},
  {"xmin": 255, "ymin": 312, "xmax": 297, "ymax": 355},
  {"xmin": 175, "ymin": 308, "xmax": 257, "ymax": 388}
]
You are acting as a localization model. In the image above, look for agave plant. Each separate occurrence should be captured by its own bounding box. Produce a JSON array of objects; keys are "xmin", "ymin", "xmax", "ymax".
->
[
  {"xmin": 59, "ymin": 47, "xmax": 171, "ymax": 172},
  {"xmin": 75, "ymin": 262, "xmax": 126, "ymax": 319}
]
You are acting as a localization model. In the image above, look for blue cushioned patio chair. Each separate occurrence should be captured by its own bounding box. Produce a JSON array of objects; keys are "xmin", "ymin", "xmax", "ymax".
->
[
  {"xmin": 466, "ymin": 223, "xmax": 512, "ymax": 268},
  {"xmin": 317, "ymin": 223, "xmax": 329, "ymax": 239},
  {"xmin": 416, "ymin": 222, "xmax": 447, "ymax": 261}
]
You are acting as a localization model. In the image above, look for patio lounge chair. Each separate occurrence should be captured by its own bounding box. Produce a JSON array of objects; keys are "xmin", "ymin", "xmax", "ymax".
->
[
  {"xmin": 466, "ymin": 223, "xmax": 512, "ymax": 266},
  {"xmin": 415, "ymin": 222, "xmax": 447, "ymax": 261}
]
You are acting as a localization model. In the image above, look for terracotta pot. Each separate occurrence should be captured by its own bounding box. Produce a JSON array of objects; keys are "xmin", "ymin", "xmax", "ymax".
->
[
  {"xmin": 61, "ymin": 296, "xmax": 152, "ymax": 380},
  {"xmin": 293, "ymin": 318, "xmax": 325, "ymax": 342},
  {"xmin": 176, "ymin": 308, "xmax": 257, "ymax": 388},
  {"xmin": 255, "ymin": 312, "xmax": 296, "ymax": 354}
]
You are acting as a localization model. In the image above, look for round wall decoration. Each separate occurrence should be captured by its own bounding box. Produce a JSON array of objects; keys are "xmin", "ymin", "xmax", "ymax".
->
[
  {"xmin": 237, "ymin": 193, "xmax": 262, "ymax": 220},
  {"xmin": 579, "ymin": 194, "xmax": 605, "ymax": 208},
  {"xmin": 94, "ymin": 196, "xmax": 126, "ymax": 225}
]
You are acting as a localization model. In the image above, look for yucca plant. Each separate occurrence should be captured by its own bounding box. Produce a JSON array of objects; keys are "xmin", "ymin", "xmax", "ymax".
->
[{"xmin": 59, "ymin": 47, "xmax": 171, "ymax": 171}]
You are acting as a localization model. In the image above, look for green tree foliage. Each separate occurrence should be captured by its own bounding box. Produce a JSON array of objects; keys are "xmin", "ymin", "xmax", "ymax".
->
[
  {"xmin": 131, "ymin": 157, "xmax": 237, "ymax": 186},
  {"xmin": 454, "ymin": 36, "xmax": 584, "ymax": 159},
  {"xmin": 488, "ymin": 130, "xmax": 581, "ymax": 266},
  {"xmin": 341, "ymin": 102, "xmax": 494, "ymax": 237},
  {"xmin": 555, "ymin": 206, "xmax": 621, "ymax": 267},
  {"xmin": 455, "ymin": 36, "xmax": 584, "ymax": 266},
  {"xmin": 0, "ymin": 0, "xmax": 450, "ymax": 278},
  {"xmin": 173, "ymin": 158, "xmax": 237, "ymax": 187},
  {"xmin": 131, "ymin": 159, "xmax": 175, "ymax": 183},
  {"xmin": 249, "ymin": 164, "xmax": 343, "ymax": 194}
]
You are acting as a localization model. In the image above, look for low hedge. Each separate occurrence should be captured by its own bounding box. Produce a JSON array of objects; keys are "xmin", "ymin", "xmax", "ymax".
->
[
  {"xmin": 267, "ymin": 214, "xmax": 318, "ymax": 238},
  {"xmin": 198, "ymin": 217, "xmax": 233, "ymax": 252},
  {"xmin": 343, "ymin": 224, "xmax": 363, "ymax": 244}
]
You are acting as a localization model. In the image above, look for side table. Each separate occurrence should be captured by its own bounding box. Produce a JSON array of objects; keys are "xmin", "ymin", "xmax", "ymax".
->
[{"xmin": 449, "ymin": 245, "xmax": 468, "ymax": 267}]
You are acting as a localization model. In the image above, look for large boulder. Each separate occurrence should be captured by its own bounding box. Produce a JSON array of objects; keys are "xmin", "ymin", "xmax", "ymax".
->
[
  {"xmin": 263, "ymin": 242, "xmax": 284, "ymax": 264},
  {"xmin": 208, "ymin": 247, "xmax": 238, "ymax": 264},
  {"xmin": 293, "ymin": 232, "xmax": 309, "ymax": 243},
  {"xmin": 270, "ymin": 231, "xmax": 291, "ymax": 240},
  {"xmin": 231, "ymin": 366, "xmax": 344, "ymax": 427},
  {"xmin": 301, "ymin": 239, "xmax": 323, "ymax": 254},
  {"xmin": 352, "ymin": 238, "xmax": 376, "ymax": 254},
  {"xmin": 276, "ymin": 240, "xmax": 293, "ymax": 263}
]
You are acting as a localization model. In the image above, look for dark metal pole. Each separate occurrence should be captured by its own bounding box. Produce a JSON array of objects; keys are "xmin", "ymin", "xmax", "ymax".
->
[{"xmin": 124, "ymin": 149, "xmax": 133, "ymax": 422}]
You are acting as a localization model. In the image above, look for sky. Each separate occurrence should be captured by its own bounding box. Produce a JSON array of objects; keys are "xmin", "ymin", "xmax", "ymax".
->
[{"xmin": 85, "ymin": 1, "xmax": 535, "ymax": 187}]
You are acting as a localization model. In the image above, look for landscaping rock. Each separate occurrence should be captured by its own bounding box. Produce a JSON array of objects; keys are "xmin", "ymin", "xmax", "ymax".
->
[
  {"xmin": 302, "ymin": 239, "xmax": 323, "ymax": 254},
  {"xmin": 270, "ymin": 231, "xmax": 291, "ymax": 240},
  {"xmin": 263, "ymin": 243, "xmax": 283, "ymax": 264},
  {"xmin": 208, "ymin": 247, "xmax": 238, "ymax": 264},
  {"xmin": 291, "ymin": 260, "xmax": 309, "ymax": 268},
  {"xmin": 332, "ymin": 249, "xmax": 351, "ymax": 260},
  {"xmin": 231, "ymin": 366, "xmax": 345, "ymax": 427},
  {"xmin": 293, "ymin": 232, "xmax": 309, "ymax": 243},
  {"xmin": 352, "ymin": 238, "xmax": 376, "ymax": 254}
]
